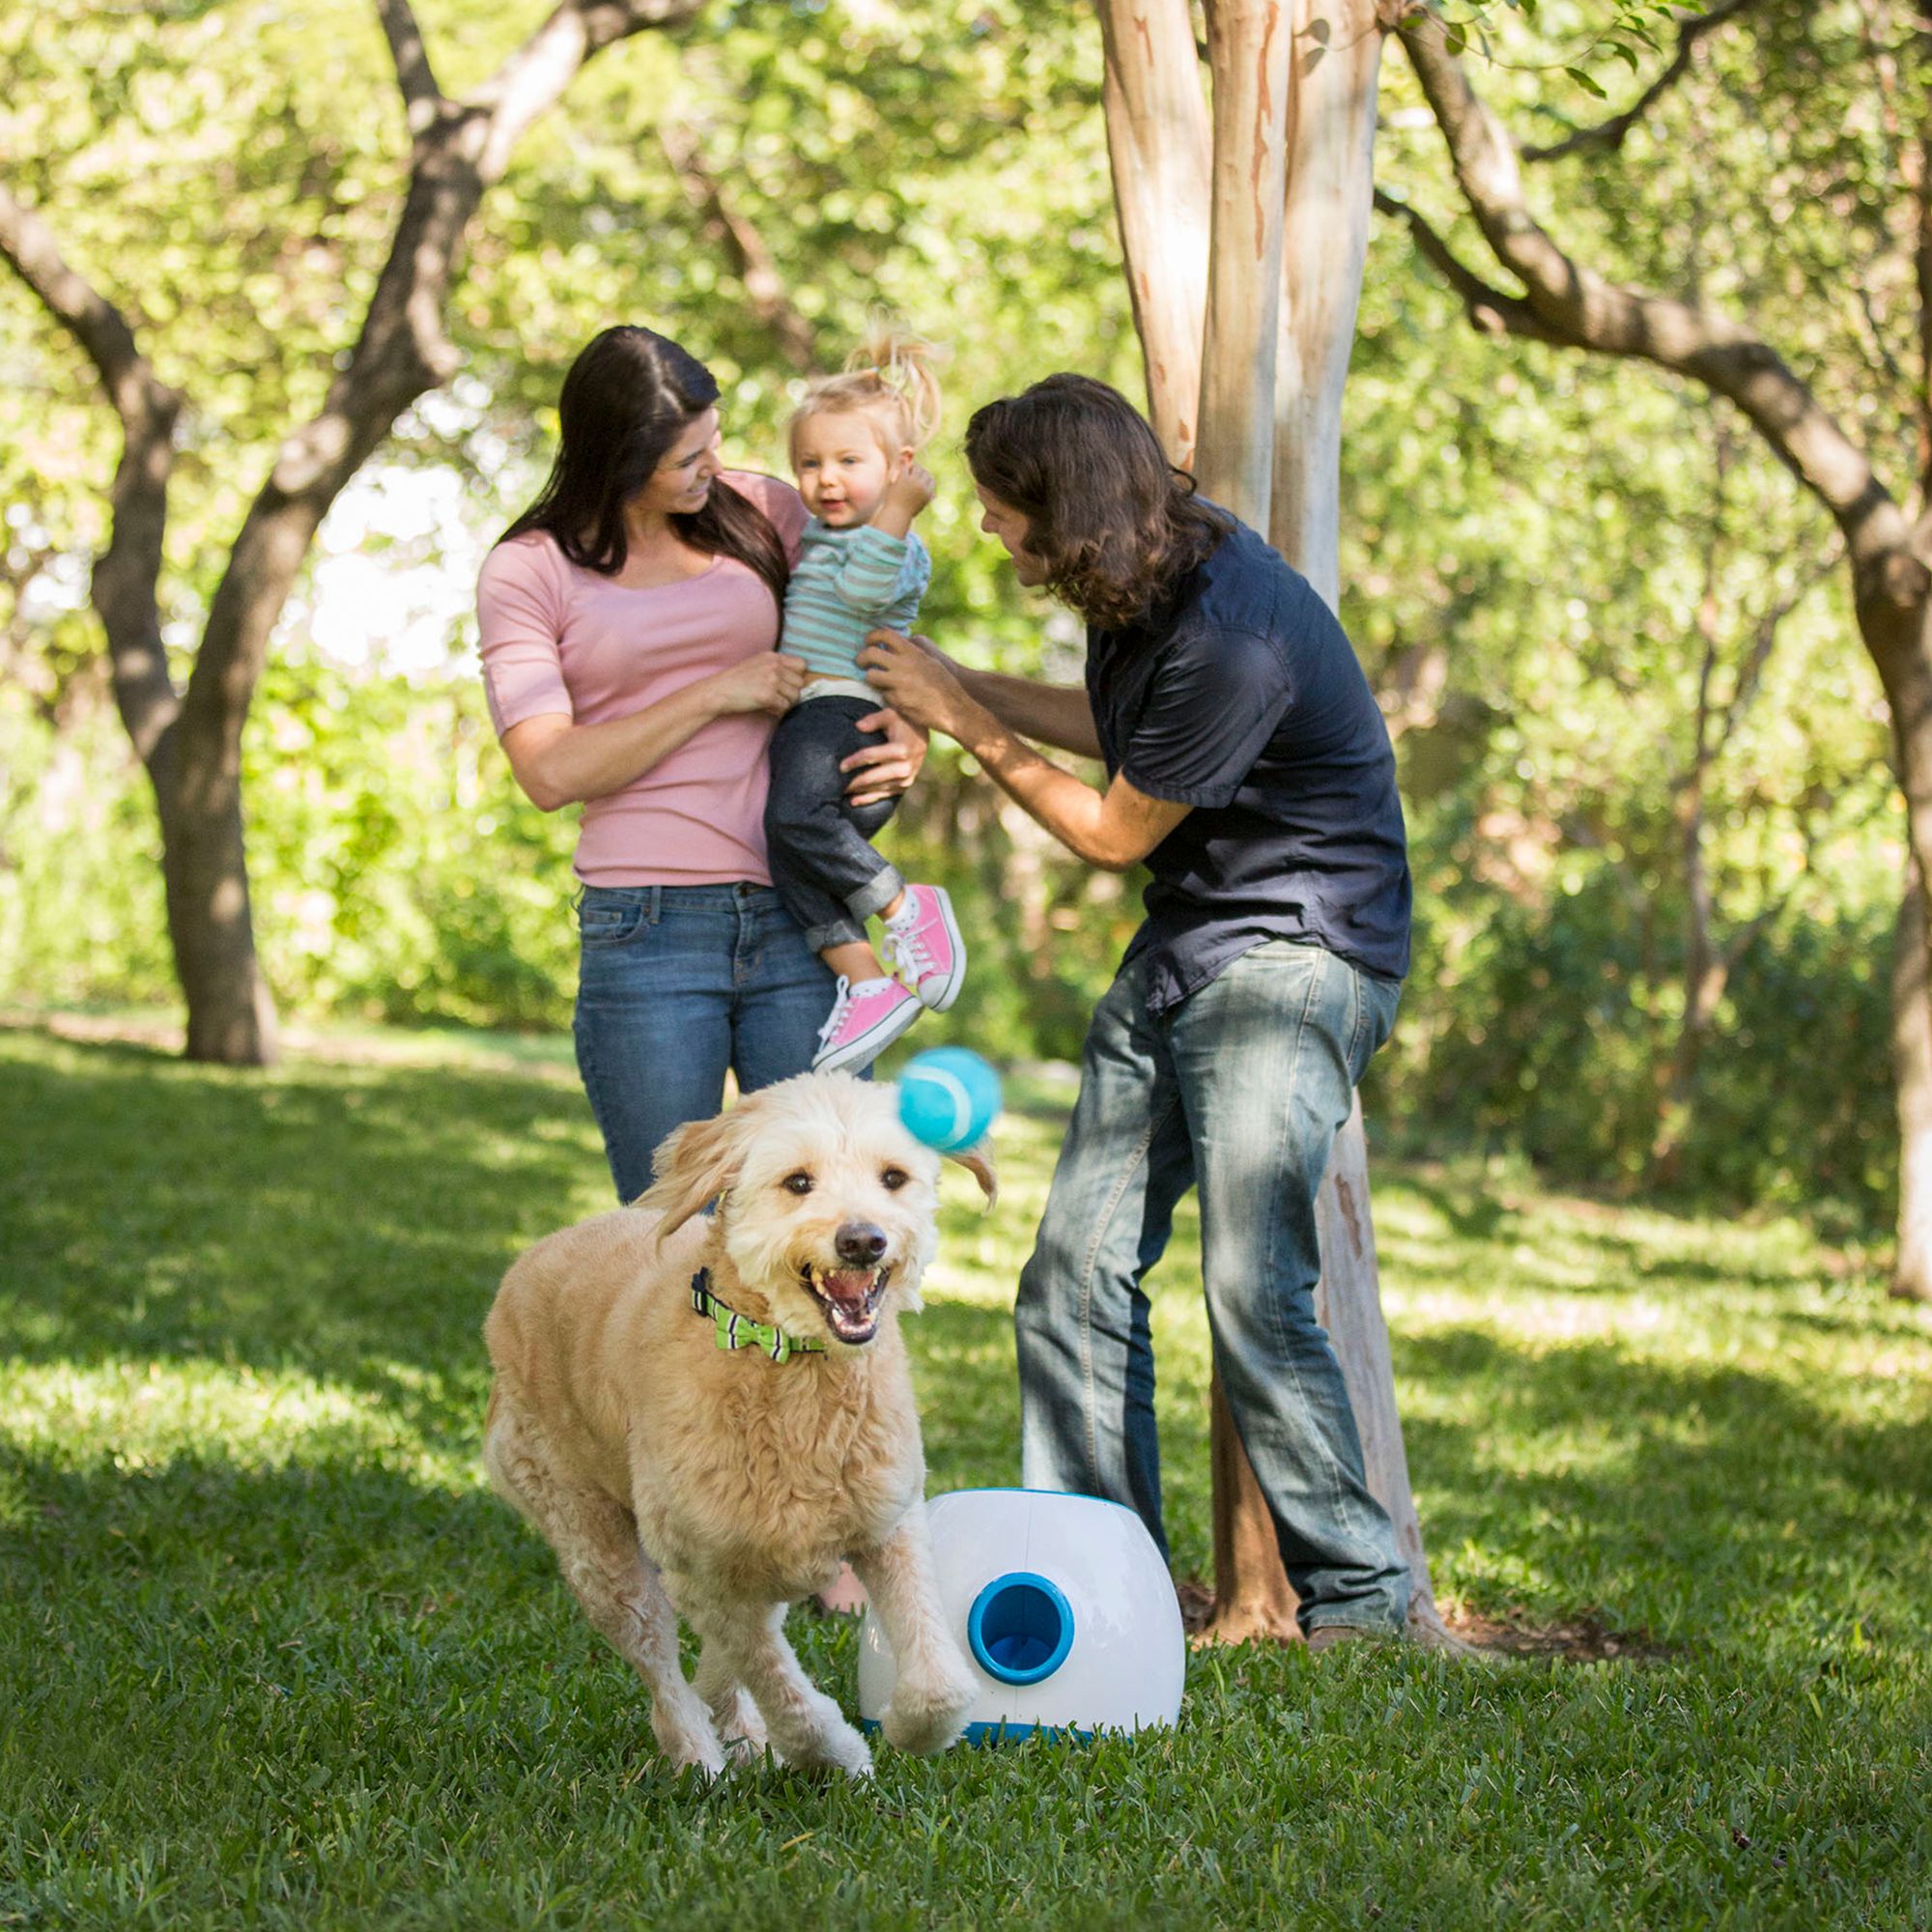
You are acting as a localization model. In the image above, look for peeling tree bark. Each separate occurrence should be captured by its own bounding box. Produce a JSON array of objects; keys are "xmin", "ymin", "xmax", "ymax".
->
[
  {"xmin": 0, "ymin": 0, "xmax": 706, "ymax": 1064},
  {"xmin": 1094, "ymin": 0, "xmax": 1213, "ymax": 467},
  {"xmin": 1265, "ymin": 0, "xmax": 1451, "ymax": 1646},
  {"xmin": 1193, "ymin": 0, "xmax": 1293, "ymax": 516},
  {"xmin": 1094, "ymin": 0, "xmax": 1448, "ymax": 1646}
]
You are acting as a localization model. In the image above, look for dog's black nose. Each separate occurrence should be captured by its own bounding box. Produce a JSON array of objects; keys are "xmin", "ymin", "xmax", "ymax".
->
[{"xmin": 835, "ymin": 1222, "xmax": 888, "ymax": 1265}]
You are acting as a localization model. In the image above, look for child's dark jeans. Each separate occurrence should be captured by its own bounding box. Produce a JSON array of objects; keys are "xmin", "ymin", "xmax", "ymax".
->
[{"xmin": 763, "ymin": 694, "xmax": 905, "ymax": 952}]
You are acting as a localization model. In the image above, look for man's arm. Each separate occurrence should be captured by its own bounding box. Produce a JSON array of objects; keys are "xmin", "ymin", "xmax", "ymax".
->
[
  {"xmin": 952, "ymin": 705, "xmax": 1188, "ymax": 870},
  {"xmin": 952, "ymin": 665, "xmax": 1102, "ymax": 760},
  {"xmin": 860, "ymin": 631, "xmax": 1185, "ymax": 868},
  {"xmin": 867, "ymin": 626, "xmax": 1102, "ymax": 759}
]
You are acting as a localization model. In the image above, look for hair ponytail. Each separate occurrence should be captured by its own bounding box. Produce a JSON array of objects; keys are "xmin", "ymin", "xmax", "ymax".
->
[{"xmin": 788, "ymin": 314, "xmax": 946, "ymax": 460}]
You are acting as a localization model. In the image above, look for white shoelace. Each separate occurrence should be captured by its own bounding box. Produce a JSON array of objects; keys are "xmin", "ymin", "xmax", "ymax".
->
[
  {"xmin": 882, "ymin": 923, "xmax": 931, "ymax": 982},
  {"xmin": 815, "ymin": 976, "xmax": 854, "ymax": 1045}
]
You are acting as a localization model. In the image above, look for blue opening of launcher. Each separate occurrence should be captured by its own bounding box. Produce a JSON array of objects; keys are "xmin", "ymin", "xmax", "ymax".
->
[{"xmin": 967, "ymin": 1572, "xmax": 1074, "ymax": 1686}]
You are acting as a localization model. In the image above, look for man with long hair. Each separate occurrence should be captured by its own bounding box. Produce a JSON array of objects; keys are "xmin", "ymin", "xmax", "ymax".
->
[{"xmin": 864, "ymin": 375, "xmax": 1413, "ymax": 1643}]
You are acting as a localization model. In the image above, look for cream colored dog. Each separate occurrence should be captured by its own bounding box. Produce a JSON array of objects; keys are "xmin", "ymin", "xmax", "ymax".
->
[{"xmin": 482, "ymin": 1070, "xmax": 985, "ymax": 1778}]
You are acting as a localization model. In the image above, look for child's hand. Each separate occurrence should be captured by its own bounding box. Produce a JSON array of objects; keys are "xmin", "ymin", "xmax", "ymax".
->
[
  {"xmin": 879, "ymin": 463, "xmax": 936, "ymax": 526},
  {"xmin": 707, "ymin": 652, "xmax": 807, "ymax": 718}
]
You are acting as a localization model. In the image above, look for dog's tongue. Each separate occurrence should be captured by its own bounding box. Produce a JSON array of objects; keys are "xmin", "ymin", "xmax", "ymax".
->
[{"xmin": 820, "ymin": 1268, "xmax": 875, "ymax": 1311}]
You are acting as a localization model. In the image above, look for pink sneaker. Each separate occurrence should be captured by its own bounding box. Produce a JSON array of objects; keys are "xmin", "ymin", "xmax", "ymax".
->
[
  {"xmin": 883, "ymin": 884, "xmax": 966, "ymax": 1011},
  {"xmin": 811, "ymin": 975, "xmax": 924, "ymax": 1073}
]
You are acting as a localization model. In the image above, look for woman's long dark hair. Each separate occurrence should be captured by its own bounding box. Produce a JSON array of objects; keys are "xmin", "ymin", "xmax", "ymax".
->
[
  {"xmin": 500, "ymin": 327, "xmax": 789, "ymax": 608},
  {"xmin": 963, "ymin": 375, "xmax": 1230, "ymax": 630}
]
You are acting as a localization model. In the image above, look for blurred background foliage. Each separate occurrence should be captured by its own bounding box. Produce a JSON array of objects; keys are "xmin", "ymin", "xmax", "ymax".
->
[{"xmin": 0, "ymin": 0, "xmax": 1906, "ymax": 1228}]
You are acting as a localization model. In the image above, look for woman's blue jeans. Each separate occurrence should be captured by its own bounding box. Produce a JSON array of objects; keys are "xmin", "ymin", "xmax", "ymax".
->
[
  {"xmin": 1014, "ymin": 939, "xmax": 1412, "ymax": 1634},
  {"xmin": 573, "ymin": 883, "xmax": 836, "ymax": 1203}
]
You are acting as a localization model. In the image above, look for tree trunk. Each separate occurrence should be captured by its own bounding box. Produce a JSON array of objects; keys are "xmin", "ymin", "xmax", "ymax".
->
[
  {"xmin": 1191, "ymin": 0, "xmax": 1298, "ymax": 1644},
  {"xmin": 1314, "ymin": 1103, "xmax": 1442, "ymax": 1632},
  {"xmin": 1192, "ymin": 0, "xmax": 1293, "ymax": 516},
  {"xmin": 1264, "ymin": 0, "xmax": 1445, "ymax": 1643},
  {"xmin": 1094, "ymin": 0, "xmax": 1212, "ymax": 467},
  {"xmin": 1891, "ymin": 862, "xmax": 1932, "ymax": 1301},
  {"xmin": 1269, "ymin": 0, "xmax": 1383, "ymax": 610},
  {"xmin": 156, "ymin": 748, "xmax": 280, "ymax": 1065},
  {"xmin": 1197, "ymin": 0, "xmax": 1451, "ymax": 1644}
]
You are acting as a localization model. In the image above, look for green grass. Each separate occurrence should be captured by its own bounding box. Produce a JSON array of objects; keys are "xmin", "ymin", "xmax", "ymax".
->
[{"xmin": 2, "ymin": 1020, "xmax": 1928, "ymax": 1930}]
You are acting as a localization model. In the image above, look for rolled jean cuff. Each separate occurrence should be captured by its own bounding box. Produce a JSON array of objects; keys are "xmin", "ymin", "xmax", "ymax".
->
[
  {"xmin": 845, "ymin": 862, "xmax": 905, "ymax": 924},
  {"xmin": 803, "ymin": 914, "xmax": 868, "ymax": 952}
]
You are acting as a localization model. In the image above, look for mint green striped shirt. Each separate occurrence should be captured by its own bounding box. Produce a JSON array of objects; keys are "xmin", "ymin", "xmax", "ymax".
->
[{"xmin": 781, "ymin": 520, "xmax": 932, "ymax": 679}]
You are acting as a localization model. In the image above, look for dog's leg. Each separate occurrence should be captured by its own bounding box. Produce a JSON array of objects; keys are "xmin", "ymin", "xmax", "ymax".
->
[
  {"xmin": 485, "ymin": 1399, "xmax": 726, "ymax": 1778},
  {"xmin": 693, "ymin": 1642, "xmax": 769, "ymax": 1764},
  {"xmin": 673, "ymin": 1582, "xmax": 873, "ymax": 1778},
  {"xmin": 851, "ymin": 1507, "xmax": 976, "ymax": 1755}
]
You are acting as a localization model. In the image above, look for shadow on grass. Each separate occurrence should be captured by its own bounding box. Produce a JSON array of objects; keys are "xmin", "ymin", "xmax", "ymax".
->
[
  {"xmin": 1, "ymin": 1034, "xmax": 610, "ymax": 1442},
  {"xmin": 10, "ymin": 1030, "xmax": 1929, "ymax": 1655},
  {"xmin": 1396, "ymin": 1324, "xmax": 1932, "ymax": 1646}
]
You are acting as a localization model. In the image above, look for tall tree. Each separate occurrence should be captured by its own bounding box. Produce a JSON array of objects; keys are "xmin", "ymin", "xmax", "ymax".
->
[
  {"xmin": 0, "ymin": 0, "xmax": 704, "ymax": 1065},
  {"xmin": 1094, "ymin": 0, "xmax": 1451, "ymax": 1643},
  {"xmin": 1383, "ymin": 1, "xmax": 1932, "ymax": 1296}
]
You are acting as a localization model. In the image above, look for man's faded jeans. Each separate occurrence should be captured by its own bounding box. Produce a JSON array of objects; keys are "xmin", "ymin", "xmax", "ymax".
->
[{"xmin": 1014, "ymin": 939, "xmax": 1411, "ymax": 1635}]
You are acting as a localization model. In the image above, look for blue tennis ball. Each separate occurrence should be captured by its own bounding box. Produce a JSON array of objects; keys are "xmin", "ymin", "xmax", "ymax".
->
[{"xmin": 897, "ymin": 1047, "xmax": 1003, "ymax": 1152}]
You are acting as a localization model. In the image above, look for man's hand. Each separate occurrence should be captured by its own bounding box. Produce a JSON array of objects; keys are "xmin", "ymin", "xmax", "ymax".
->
[
  {"xmin": 842, "ymin": 705, "xmax": 928, "ymax": 808},
  {"xmin": 860, "ymin": 627, "xmax": 971, "ymax": 738}
]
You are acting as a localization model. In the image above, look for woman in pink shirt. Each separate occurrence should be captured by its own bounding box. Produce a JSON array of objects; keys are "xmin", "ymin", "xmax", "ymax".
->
[{"xmin": 477, "ymin": 326, "xmax": 925, "ymax": 1204}]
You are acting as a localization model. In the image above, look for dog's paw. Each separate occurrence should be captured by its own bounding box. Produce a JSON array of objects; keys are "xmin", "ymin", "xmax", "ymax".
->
[
  {"xmin": 653, "ymin": 1712, "xmax": 729, "ymax": 1782},
  {"xmin": 714, "ymin": 1687, "xmax": 769, "ymax": 1756},
  {"xmin": 778, "ymin": 1714, "xmax": 874, "ymax": 1778},
  {"xmin": 881, "ymin": 1677, "xmax": 973, "ymax": 1756},
  {"xmin": 663, "ymin": 1739, "xmax": 731, "ymax": 1782}
]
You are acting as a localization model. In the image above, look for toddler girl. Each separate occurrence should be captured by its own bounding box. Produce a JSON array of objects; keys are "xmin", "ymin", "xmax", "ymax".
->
[{"xmin": 765, "ymin": 325, "xmax": 965, "ymax": 1073}]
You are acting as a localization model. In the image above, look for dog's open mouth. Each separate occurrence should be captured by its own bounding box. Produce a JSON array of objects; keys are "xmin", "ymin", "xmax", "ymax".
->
[{"xmin": 801, "ymin": 1263, "xmax": 891, "ymax": 1345}]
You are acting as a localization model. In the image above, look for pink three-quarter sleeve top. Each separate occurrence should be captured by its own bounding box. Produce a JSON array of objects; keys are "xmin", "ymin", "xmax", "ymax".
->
[{"xmin": 475, "ymin": 471, "xmax": 810, "ymax": 887}]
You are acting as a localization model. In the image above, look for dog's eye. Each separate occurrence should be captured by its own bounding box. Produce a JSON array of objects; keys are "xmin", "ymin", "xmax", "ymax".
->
[
  {"xmin": 880, "ymin": 1167, "xmax": 910, "ymax": 1191},
  {"xmin": 781, "ymin": 1172, "xmax": 814, "ymax": 1195}
]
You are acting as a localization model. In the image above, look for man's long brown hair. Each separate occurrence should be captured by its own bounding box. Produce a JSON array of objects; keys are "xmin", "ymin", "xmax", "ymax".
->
[{"xmin": 962, "ymin": 375, "xmax": 1231, "ymax": 630}]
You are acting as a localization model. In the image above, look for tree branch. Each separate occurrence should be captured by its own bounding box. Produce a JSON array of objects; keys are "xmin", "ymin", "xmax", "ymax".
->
[
  {"xmin": 1710, "ymin": 548, "xmax": 1841, "ymax": 760},
  {"xmin": 1395, "ymin": 10, "xmax": 1922, "ymax": 605},
  {"xmin": 660, "ymin": 120, "xmax": 817, "ymax": 373},
  {"xmin": 1371, "ymin": 186, "xmax": 1569, "ymax": 344},
  {"xmin": 0, "ymin": 181, "xmax": 183, "ymax": 767},
  {"xmin": 0, "ymin": 183, "xmax": 174, "ymax": 432},
  {"xmin": 1522, "ymin": 0, "xmax": 1761, "ymax": 163},
  {"xmin": 375, "ymin": 0, "xmax": 446, "ymax": 132},
  {"xmin": 184, "ymin": 0, "xmax": 708, "ymax": 756}
]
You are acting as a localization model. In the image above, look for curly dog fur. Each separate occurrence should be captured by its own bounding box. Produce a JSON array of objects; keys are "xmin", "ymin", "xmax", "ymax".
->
[{"xmin": 482, "ymin": 1070, "xmax": 986, "ymax": 1777}]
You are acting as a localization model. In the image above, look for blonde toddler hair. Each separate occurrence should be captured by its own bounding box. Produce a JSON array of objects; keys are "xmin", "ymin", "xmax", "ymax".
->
[{"xmin": 789, "ymin": 316, "xmax": 944, "ymax": 464}]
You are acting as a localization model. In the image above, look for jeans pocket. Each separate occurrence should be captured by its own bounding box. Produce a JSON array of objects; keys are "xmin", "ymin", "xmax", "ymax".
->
[
  {"xmin": 578, "ymin": 897, "xmax": 649, "ymax": 948},
  {"xmin": 1356, "ymin": 973, "xmax": 1402, "ymax": 1075}
]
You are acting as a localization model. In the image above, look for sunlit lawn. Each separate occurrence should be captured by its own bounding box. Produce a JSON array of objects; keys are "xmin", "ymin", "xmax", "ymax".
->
[{"xmin": 2, "ymin": 1020, "xmax": 1927, "ymax": 1929}]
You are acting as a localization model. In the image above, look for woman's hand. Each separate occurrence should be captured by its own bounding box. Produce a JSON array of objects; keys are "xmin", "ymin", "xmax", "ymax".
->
[
  {"xmin": 706, "ymin": 651, "xmax": 808, "ymax": 718},
  {"xmin": 859, "ymin": 628, "xmax": 971, "ymax": 739},
  {"xmin": 842, "ymin": 705, "xmax": 928, "ymax": 808}
]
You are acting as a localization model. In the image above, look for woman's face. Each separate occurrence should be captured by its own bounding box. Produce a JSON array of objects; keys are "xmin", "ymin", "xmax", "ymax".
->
[
  {"xmin": 974, "ymin": 483, "xmax": 1048, "ymax": 586},
  {"xmin": 633, "ymin": 406, "xmax": 723, "ymax": 520}
]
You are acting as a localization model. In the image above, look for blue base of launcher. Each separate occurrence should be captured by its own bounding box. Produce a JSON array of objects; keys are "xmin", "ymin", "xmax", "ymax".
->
[{"xmin": 857, "ymin": 1718, "xmax": 1097, "ymax": 1746}]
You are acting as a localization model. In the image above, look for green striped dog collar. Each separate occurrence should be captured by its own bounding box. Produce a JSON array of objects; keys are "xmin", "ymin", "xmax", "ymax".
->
[{"xmin": 690, "ymin": 1268, "xmax": 825, "ymax": 1364}]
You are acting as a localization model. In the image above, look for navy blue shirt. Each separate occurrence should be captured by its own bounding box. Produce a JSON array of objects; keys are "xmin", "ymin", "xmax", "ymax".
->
[{"xmin": 1086, "ymin": 515, "xmax": 1410, "ymax": 1013}]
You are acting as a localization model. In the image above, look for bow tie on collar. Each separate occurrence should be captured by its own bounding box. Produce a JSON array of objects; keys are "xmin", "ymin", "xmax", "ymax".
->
[{"xmin": 690, "ymin": 1267, "xmax": 825, "ymax": 1364}]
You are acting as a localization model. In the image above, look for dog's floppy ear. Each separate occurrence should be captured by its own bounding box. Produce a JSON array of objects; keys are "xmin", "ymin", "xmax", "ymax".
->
[
  {"xmin": 947, "ymin": 1142, "xmax": 997, "ymax": 1208},
  {"xmin": 636, "ymin": 1105, "xmax": 753, "ymax": 1239}
]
